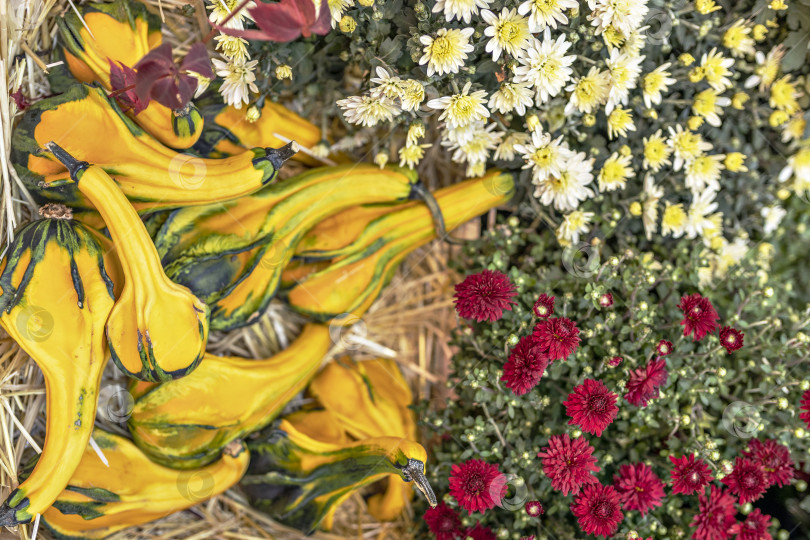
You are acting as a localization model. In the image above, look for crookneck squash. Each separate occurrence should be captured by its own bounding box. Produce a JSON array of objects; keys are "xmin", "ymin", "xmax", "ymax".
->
[
  {"xmin": 0, "ymin": 206, "xmax": 116, "ymax": 526},
  {"xmin": 241, "ymin": 419, "xmax": 436, "ymax": 533},
  {"xmin": 11, "ymin": 84, "xmax": 295, "ymax": 212},
  {"xmin": 193, "ymin": 89, "xmax": 324, "ymax": 165},
  {"xmin": 47, "ymin": 142, "xmax": 209, "ymax": 382},
  {"xmin": 128, "ymin": 324, "xmax": 332, "ymax": 469},
  {"xmin": 308, "ymin": 357, "xmax": 418, "ymax": 521},
  {"xmin": 56, "ymin": 0, "xmax": 204, "ymax": 149},
  {"xmin": 41, "ymin": 429, "xmax": 249, "ymax": 539},
  {"xmin": 287, "ymin": 171, "xmax": 515, "ymax": 322}
]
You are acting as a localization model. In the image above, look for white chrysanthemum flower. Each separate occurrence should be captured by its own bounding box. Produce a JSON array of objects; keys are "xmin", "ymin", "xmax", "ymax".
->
[
  {"xmin": 606, "ymin": 49, "xmax": 644, "ymax": 113},
  {"xmin": 533, "ymin": 151, "xmax": 596, "ymax": 211},
  {"xmin": 517, "ymin": 0, "xmax": 578, "ymax": 32},
  {"xmin": 337, "ymin": 95, "xmax": 400, "ymax": 126},
  {"xmin": 641, "ymin": 63, "xmax": 675, "ymax": 108},
  {"xmin": 400, "ymin": 80, "xmax": 425, "ymax": 111},
  {"xmin": 399, "ymin": 143, "xmax": 431, "ymax": 168},
  {"xmin": 207, "ymin": 0, "xmax": 255, "ymax": 28},
  {"xmin": 419, "ymin": 28, "xmax": 475, "ymax": 77},
  {"xmin": 214, "ymin": 34, "xmax": 250, "ymax": 62},
  {"xmin": 641, "ymin": 174, "xmax": 663, "ymax": 240},
  {"xmin": 427, "ymin": 81, "xmax": 490, "ymax": 130},
  {"xmin": 442, "ymin": 122, "xmax": 482, "ymax": 146},
  {"xmin": 407, "ymin": 123, "xmax": 426, "ymax": 146},
  {"xmin": 467, "ymin": 161, "xmax": 487, "ymax": 178},
  {"xmin": 607, "ymin": 107, "xmax": 635, "ymax": 139},
  {"xmin": 761, "ymin": 205, "xmax": 786, "ymax": 235},
  {"xmin": 621, "ymin": 27, "xmax": 647, "ymax": 57},
  {"xmin": 329, "ymin": 0, "xmax": 354, "ymax": 26},
  {"xmin": 557, "ymin": 210, "xmax": 595, "ymax": 245},
  {"xmin": 433, "ymin": 0, "xmax": 492, "ymax": 23},
  {"xmin": 370, "ymin": 67, "xmax": 404, "ymax": 100},
  {"xmin": 716, "ymin": 236, "xmax": 749, "ymax": 275},
  {"xmin": 598, "ymin": 152, "xmax": 634, "ymax": 192},
  {"xmin": 513, "ymin": 29, "xmax": 575, "ymax": 104},
  {"xmin": 642, "ymin": 130, "xmax": 672, "ymax": 172},
  {"xmin": 700, "ymin": 48, "xmax": 735, "ymax": 92},
  {"xmin": 514, "ymin": 127, "xmax": 574, "ymax": 182},
  {"xmin": 723, "ymin": 19, "xmax": 756, "ymax": 58},
  {"xmin": 685, "ymin": 190, "xmax": 719, "ymax": 239},
  {"xmin": 489, "ymin": 81, "xmax": 534, "ymax": 115},
  {"xmin": 587, "ymin": 0, "xmax": 648, "ymax": 38},
  {"xmin": 778, "ymin": 147, "xmax": 810, "ymax": 196},
  {"xmin": 744, "ymin": 46, "xmax": 784, "ymax": 91},
  {"xmin": 565, "ymin": 67, "xmax": 611, "ymax": 114},
  {"xmin": 691, "ymin": 89, "xmax": 731, "ymax": 127},
  {"xmin": 685, "ymin": 154, "xmax": 725, "ymax": 194},
  {"xmin": 481, "ymin": 8, "xmax": 533, "ymax": 61},
  {"xmin": 449, "ymin": 123, "xmax": 504, "ymax": 164},
  {"xmin": 494, "ymin": 132, "xmax": 531, "ymax": 161},
  {"xmin": 212, "ymin": 56, "xmax": 258, "ymax": 109},
  {"xmin": 667, "ymin": 125, "xmax": 713, "ymax": 171}
]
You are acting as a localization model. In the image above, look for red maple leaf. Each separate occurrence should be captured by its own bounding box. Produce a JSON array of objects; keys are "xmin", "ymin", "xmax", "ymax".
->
[
  {"xmin": 133, "ymin": 43, "xmax": 214, "ymax": 110},
  {"xmin": 218, "ymin": 0, "xmax": 331, "ymax": 43},
  {"xmin": 109, "ymin": 60, "xmax": 149, "ymax": 114}
]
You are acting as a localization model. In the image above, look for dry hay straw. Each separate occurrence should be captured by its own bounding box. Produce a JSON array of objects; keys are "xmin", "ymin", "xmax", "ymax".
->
[{"xmin": 0, "ymin": 0, "xmax": 483, "ymax": 539}]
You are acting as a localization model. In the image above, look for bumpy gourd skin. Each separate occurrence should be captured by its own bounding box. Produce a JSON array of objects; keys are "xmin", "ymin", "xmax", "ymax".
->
[
  {"xmin": 0, "ymin": 215, "xmax": 115, "ymax": 526},
  {"xmin": 56, "ymin": 0, "xmax": 204, "ymax": 149},
  {"xmin": 288, "ymin": 171, "xmax": 515, "ymax": 322},
  {"xmin": 11, "ymin": 85, "xmax": 296, "ymax": 212},
  {"xmin": 41, "ymin": 429, "xmax": 249, "ymax": 539},
  {"xmin": 129, "ymin": 324, "xmax": 332, "ymax": 468},
  {"xmin": 241, "ymin": 419, "xmax": 436, "ymax": 533},
  {"xmin": 47, "ymin": 142, "xmax": 209, "ymax": 382}
]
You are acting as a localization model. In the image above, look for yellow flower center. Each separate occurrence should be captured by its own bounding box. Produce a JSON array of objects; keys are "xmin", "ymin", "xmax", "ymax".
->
[
  {"xmin": 531, "ymin": 147, "xmax": 555, "ymax": 167},
  {"xmin": 645, "ymin": 140, "xmax": 666, "ymax": 162},
  {"xmin": 643, "ymin": 72, "xmax": 664, "ymax": 94},
  {"xmin": 663, "ymin": 204, "xmax": 686, "ymax": 229},
  {"xmin": 533, "ymin": 0, "xmax": 559, "ymax": 14},
  {"xmin": 600, "ymin": 161, "xmax": 627, "ymax": 185},
  {"xmin": 497, "ymin": 21, "xmax": 520, "ymax": 43},
  {"xmin": 431, "ymin": 36, "xmax": 452, "ymax": 59}
]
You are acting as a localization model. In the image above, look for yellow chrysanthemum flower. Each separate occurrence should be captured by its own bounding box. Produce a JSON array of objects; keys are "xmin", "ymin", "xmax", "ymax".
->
[
  {"xmin": 770, "ymin": 76, "xmax": 801, "ymax": 114},
  {"xmin": 399, "ymin": 143, "xmax": 431, "ymax": 168},
  {"xmin": 701, "ymin": 48, "xmax": 734, "ymax": 91},
  {"xmin": 753, "ymin": 24, "xmax": 768, "ymax": 41},
  {"xmin": 642, "ymin": 63, "xmax": 675, "ymax": 108},
  {"xmin": 565, "ymin": 67, "xmax": 611, "ymax": 114},
  {"xmin": 724, "ymin": 152, "xmax": 748, "ymax": 172},
  {"xmin": 607, "ymin": 108, "xmax": 635, "ymax": 139},
  {"xmin": 692, "ymin": 89, "xmax": 731, "ymax": 127},
  {"xmin": 731, "ymin": 92, "xmax": 749, "ymax": 109},
  {"xmin": 782, "ymin": 115, "xmax": 807, "ymax": 143},
  {"xmin": 770, "ymin": 110, "xmax": 789, "ymax": 127},
  {"xmin": 643, "ymin": 130, "xmax": 672, "ymax": 172},
  {"xmin": 679, "ymin": 53, "xmax": 696, "ymax": 66},
  {"xmin": 769, "ymin": 0, "xmax": 788, "ymax": 10},
  {"xmin": 688, "ymin": 116, "xmax": 704, "ymax": 130},
  {"xmin": 629, "ymin": 201, "xmax": 642, "ymax": 216},
  {"xmin": 598, "ymin": 153, "xmax": 634, "ymax": 192},
  {"xmin": 661, "ymin": 202, "xmax": 687, "ymax": 238},
  {"xmin": 723, "ymin": 20, "xmax": 755, "ymax": 57},
  {"xmin": 695, "ymin": 0, "xmax": 722, "ymax": 13}
]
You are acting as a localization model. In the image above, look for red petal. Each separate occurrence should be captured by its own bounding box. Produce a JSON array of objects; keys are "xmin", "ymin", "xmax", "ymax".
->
[{"xmin": 310, "ymin": 0, "xmax": 332, "ymax": 35}]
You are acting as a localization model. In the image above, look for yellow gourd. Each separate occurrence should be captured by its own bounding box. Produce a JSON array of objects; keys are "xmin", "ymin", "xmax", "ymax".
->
[
  {"xmin": 0, "ymin": 207, "xmax": 116, "ymax": 525},
  {"xmin": 47, "ymin": 142, "xmax": 209, "ymax": 382},
  {"xmin": 41, "ymin": 429, "xmax": 249, "ymax": 539}
]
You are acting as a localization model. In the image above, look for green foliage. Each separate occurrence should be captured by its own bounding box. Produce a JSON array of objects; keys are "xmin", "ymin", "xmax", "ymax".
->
[{"xmin": 416, "ymin": 212, "xmax": 810, "ymax": 539}]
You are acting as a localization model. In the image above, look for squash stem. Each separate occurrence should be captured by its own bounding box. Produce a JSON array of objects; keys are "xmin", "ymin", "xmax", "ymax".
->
[{"xmin": 45, "ymin": 141, "xmax": 88, "ymax": 181}]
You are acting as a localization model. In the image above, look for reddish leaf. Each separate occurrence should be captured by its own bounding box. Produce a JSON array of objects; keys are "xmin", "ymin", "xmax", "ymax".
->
[
  {"xmin": 10, "ymin": 89, "xmax": 29, "ymax": 110},
  {"xmin": 218, "ymin": 0, "xmax": 331, "ymax": 43},
  {"xmin": 109, "ymin": 60, "xmax": 148, "ymax": 115},
  {"xmin": 133, "ymin": 42, "xmax": 211, "ymax": 110}
]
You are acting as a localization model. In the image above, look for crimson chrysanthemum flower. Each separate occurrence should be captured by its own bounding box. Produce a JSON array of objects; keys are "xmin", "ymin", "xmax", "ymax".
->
[
  {"xmin": 678, "ymin": 293, "xmax": 720, "ymax": 341},
  {"xmin": 537, "ymin": 434, "xmax": 600, "ymax": 495},
  {"xmin": 533, "ymin": 317, "xmax": 581, "ymax": 361},
  {"xmin": 563, "ymin": 379, "xmax": 619, "ymax": 436},
  {"xmin": 657, "ymin": 340, "xmax": 674, "ymax": 356},
  {"xmin": 525, "ymin": 500, "xmax": 544, "ymax": 517},
  {"xmin": 501, "ymin": 335, "xmax": 549, "ymax": 396},
  {"xmin": 719, "ymin": 326, "xmax": 744, "ymax": 354},
  {"xmin": 464, "ymin": 523, "xmax": 496, "ymax": 540},
  {"xmin": 742, "ymin": 439, "xmax": 795, "ymax": 488},
  {"xmin": 454, "ymin": 270, "xmax": 517, "ymax": 322},
  {"xmin": 599, "ymin": 292, "xmax": 614, "ymax": 307},
  {"xmin": 608, "ymin": 356, "xmax": 623, "ymax": 367},
  {"xmin": 729, "ymin": 508, "xmax": 772, "ymax": 540},
  {"xmin": 722, "ymin": 457, "xmax": 768, "ymax": 504},
  {"xmin": 533, "ymin": 293, "xmax": 555, "ymax": 318},
  {"xmin": 612, "ymin": 463, "xmax": 665, "ymax": 516},
  {"xmin": 571, "ymin": 483, "xmax": 624, "ymax": 538},
  {"xmin": 800, "ymin": 389, "xmax": 810, "ymax": 429},
  {"xmin": 448, "ymin": 459, "xmax": 507, "ymax": 514},
  {"xmin": 690, "ymin": 486, "xmax": 737, "ymax": 540},
  {"xmin": 670, "ymin": 454, "xmax": 713, "ymax": 495},
  {"xmin": 624, "ymin": 358, "xmax": 668, "ymax": 407},
  {"xmin": 423, "ymin": 502, "xmax": 462, "ymax": 540}
]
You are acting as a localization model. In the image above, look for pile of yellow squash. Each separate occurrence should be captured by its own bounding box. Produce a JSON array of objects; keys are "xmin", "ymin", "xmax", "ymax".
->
[{"xmin": 0, "ymin": 1, "xmax": 514, "ymax": 538}]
